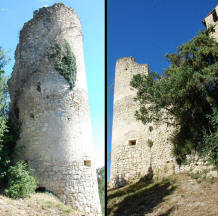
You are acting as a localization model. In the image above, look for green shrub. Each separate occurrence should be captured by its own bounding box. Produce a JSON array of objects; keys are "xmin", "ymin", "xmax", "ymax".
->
[
  {"xmin": 147, "ymin": 139, "xmax": 153, "ymax": 148},
  {"xmin": 49, "ymin": 41, "xmax": 77, "ymax": 89},
  {"xmin": 0, "ymin": 47, "xmax": 38, "ymax": 198},
  {"xmin": 200, "ymin": 107, "xmax": 218, "ymax": 166},
  {"xmin": 0, "ymin": 47, "xmax": 12, "ymax": 185},
  {"xmin": 4, "ymin": 161, "xmax": 37, "ymax": 199},
  {"xmin": 189, "ymin": 171, "xmax": 202, "ymax": 180}
]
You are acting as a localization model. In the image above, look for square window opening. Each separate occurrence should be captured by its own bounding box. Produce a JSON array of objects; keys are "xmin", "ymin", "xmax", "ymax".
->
[
  {"xmin": 128, "ymin": 140, "xmax": 136, "ymax": 146},
  {"xmin": 84, "ymin": 160, "xmax": 91, "ymax": 167}
]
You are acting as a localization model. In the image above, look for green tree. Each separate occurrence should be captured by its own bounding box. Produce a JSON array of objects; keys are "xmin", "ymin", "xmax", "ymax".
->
[
  {"xmin": 97, "ymin": 166, "xmax": 105, "ymax": 216},
  {"xmin": 4, "ymin": 161, "xmax": 37, "ymax": 199},
  {"xmin": 130, "ymin": 27, "xmax": 218, "ymax": 165},
  {"xmin": 0, "ymin": 47, "xmax": 37, "ymax": 198},
  {"xmin": 0, "ymin": 47, "xmax": 11, "ymax": 184}
]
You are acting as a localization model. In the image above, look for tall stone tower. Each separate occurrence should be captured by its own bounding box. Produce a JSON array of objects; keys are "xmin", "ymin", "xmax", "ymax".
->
[
  {"xmin": 110, "ymin": 57, "xmax": 149, "ymax": 188},
  {"xmin": 202, "ymin": 5, "xmax": 218, "ymax": 41},
  {"xmin": 8, "ymin": 3, "xmax": 101, "ymax": 215},
  {"xmin": 110, "ymin": 57, "xmax": 176, "ymax": 188}
]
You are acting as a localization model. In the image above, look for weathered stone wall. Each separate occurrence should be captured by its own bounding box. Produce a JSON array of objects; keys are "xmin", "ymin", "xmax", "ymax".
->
[
  {"xmin": 203, "ymin": 5, "xmax": 218, "ymax": 41},
  {"xmin": 8, "ymin": 4, "xmax": 101, "ymax": 215},
  {"xmin": 110, "ymin": 57, "xmax": 178, "ymax": 187},
  {"xmin": 110, "ymin": 57, "xmax": 216, "ymax": 188}
]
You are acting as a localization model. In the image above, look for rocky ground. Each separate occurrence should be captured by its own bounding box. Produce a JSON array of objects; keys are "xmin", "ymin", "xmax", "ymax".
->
[
  {"xmin": 107, "ymin": 172, "xmax": 218, "ymax": 216},
  {"xmin": 0, "ymin": 192, "xmax": 81, "ymax": 216}
]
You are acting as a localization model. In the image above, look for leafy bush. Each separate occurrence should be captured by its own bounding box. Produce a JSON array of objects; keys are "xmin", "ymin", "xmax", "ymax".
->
[
  {"xmin": 0, "ymin": 47, "xmax": 37, "ymax": 199},
  {"xmin": 147, "ymin": 139, "xmax": 153, "ymax": 148},
  {"xmin": 4, "ymin": 161, "xmax": 37, "ymax": 199},
  {"xmin": 0, "ymin": 47, "xmax": 12, "ymax": 184},
  {"xmin": 200, "ymin": 107, "xmax": 218, "ymax": 166},
  {"xmin": 49, "ymin": 41, "xmax": 77, "ymax": 89}
]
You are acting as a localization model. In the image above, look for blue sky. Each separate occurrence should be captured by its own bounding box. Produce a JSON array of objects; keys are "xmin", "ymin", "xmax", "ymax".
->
[
  {"xmin": 0, "ymin": 0, "xmax": 104, "ymax": 168},
  {"xmin": 107, "ymin": 0, "xmax": 218, "ymax": 182}
]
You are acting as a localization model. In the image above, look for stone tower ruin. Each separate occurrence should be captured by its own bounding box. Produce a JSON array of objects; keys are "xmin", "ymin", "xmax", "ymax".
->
[
  {"xmin": 110, "ymin": 57, "xmax": 177, "ymax": 188},
  {"xmin": 202, "ymin": 5, "xmax": 218, "ymax": 41},
  {"xmin": 110, "ymin": 5, "xmax": 218, "ymax": 188},
  {"xmin": 8, "ymin": 3, "xmax": 101, "ymax": 215}
]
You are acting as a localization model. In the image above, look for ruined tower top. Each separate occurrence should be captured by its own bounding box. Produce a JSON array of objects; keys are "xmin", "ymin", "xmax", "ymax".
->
[
  {"xmin": 114, "ymin": 57, "xmax": 149, "ymax": 102},
  {"xmin": 9, "ymin": 3, "xmax": 87, "ymax": 105},
  {"xmin": 202, "ymin": 5, "xmax": 218, "ymax": 41}
]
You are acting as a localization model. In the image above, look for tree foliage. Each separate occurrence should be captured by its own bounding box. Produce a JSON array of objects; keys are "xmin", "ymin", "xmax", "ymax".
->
[
  {"xmin": 4, "ymin": 161, "xmax": 37, "ymax": 199},
  {"xmin": 97, "ymin": 166, "xmax": 105, "ymax": 215},
  {"xmin": 130, "ymin": 27, "xmax": 218, "ymax": 165},
  {"xmin": 0, "ymin": 47, "xmax": 11, "ymax": 183},
  {"xmin": 0, "ymin": 47, "xmax": 37, "ymax": 198}
]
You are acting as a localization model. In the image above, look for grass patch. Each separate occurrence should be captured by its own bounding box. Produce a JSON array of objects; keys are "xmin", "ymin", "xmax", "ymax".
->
[
  {"xmin": 27, "ymin": 193, "xmax": 78, "ymax": 216},
  {"xmin": 0, "ymin": 192, "xmax": 81, "ymax": 216},
  {"xmin": 37, "ymin": 194, "xmax": 73, "ymax": 215},
  {"xmin": 187, "ymin": 170, "xmax": 215, "ymax": 184}
]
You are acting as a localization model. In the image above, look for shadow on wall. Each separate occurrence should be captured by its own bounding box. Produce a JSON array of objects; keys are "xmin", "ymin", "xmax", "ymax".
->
[
  {"xmin": 107, "ymin": 166, "xmax": 177, "ymax": 216},
  {"xmin": 113, "ymin": 163, "xmax": 154, "ymax": 189},
  {"xmin": 159, "ymin": 206, "xmax": 176, "ymax": 216},
  {"xmin": 107, "ymin": 168, "xmax": 154, "ymax": 201}
]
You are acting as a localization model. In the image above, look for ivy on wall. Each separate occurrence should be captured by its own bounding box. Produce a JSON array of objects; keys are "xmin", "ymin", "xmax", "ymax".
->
[{"xmin": 49, "ymin": 41, "xmax": 77, "ymax": 89}]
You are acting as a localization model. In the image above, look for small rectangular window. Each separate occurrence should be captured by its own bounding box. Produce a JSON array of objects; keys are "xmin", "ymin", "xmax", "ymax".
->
[
  {"xmin": 212, "ymin": 10, "xmax": 218, "ymax": 22},
  {"xmin": 128, "ymin": 140, "xmax": 136, "ymax": 146},
  {"xmin": 84, "ymin": 160, "xmax": 91, "ymax": 167}
]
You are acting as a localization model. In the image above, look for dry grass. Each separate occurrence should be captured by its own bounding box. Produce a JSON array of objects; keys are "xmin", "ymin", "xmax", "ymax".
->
[
  {"xmin": 107, "ymin": 173, "xmax": 218, "ymax": 216},
  {"xmin": 0, "ymin": 192, "xmax": 81, "ymax": 216}
]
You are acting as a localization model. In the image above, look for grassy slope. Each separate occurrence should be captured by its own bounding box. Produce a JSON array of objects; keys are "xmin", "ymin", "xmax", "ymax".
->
[
  {"xmin": 0, "ymin": 192, "xmax": 81, "ymax": 216},
  {"xmin": 107, "ymin": 173, "xmax": 218, "ymax": 216}
]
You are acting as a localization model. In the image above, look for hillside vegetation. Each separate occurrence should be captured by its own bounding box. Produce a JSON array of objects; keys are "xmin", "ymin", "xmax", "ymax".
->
[
  {"xmin": 0, "ymin": 192, "xmax": 81, "ymax": 216},
  {"xmin": 107, "ymin": 173, "xmax": 218, "ymax": 216}
]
